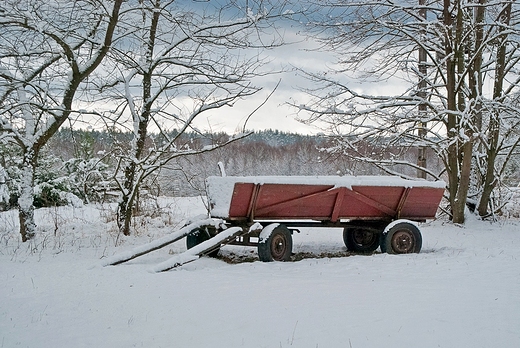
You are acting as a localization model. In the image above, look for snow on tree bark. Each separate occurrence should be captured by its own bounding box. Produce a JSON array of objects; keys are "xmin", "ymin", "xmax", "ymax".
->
[
  {"xmin": 0, "ymin": 0, "xmax": 124, "ymax": 241},
  {"xmin": 18, "ymin": 158, "xmax": 36, "ymax": 242}
]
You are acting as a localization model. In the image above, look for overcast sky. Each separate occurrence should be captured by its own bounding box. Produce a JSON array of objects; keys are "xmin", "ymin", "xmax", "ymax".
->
[
  {"xmin": 75, "ymin": 2, "xmax": 407, "ymax": 136},
  {"xmin": 191, "ymin": 26, "xmax": 407, "ymax": 136},
  {"xmin": 190, "ymin": 29, "xmax": 332, "ymax": 135}
]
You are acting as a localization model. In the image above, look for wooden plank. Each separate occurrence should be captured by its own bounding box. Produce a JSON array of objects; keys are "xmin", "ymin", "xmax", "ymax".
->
[
  {"xmin": 395, "ymin": 187, "xmax": 411, "ymax": 219},
  {"xmin": 331, "ymin": 187, "xmax": 347, "ymax": 222},
  {"xmin": 400, "ymin": 187, "xmax": 445, "ymax": 218},
  {"xmin": 152, "ymin": 226, "xmax": 249, "ymax": 272},
  {"xmin": 246, "ymin": 184, "xmax": 262, "ymax": 221},
  {"xmin": 228, "ymin": 183, "xmax": 255, "ymax": 218},
  {"xmin": 102, "ymin": 218, "xmax": 223, "ymax": 266}
]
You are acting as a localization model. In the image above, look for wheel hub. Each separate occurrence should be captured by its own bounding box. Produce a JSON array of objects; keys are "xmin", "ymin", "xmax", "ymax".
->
[
  {"xmin": 353, "ymin": 229, "xmax": 376, "ymax": 246},
  {"xmin": 271, "ymin": 234, "xmax": 287, "ymax": 260},
  {"xmin": 391, "ymin": 230, "xmax": 414, "ymax": 253}
]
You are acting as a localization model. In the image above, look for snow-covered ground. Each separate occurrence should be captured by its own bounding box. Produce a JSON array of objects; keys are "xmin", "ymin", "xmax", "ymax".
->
[{"xmin": 1, "ymin": 197, "xmax": 519, "ymax": 348}]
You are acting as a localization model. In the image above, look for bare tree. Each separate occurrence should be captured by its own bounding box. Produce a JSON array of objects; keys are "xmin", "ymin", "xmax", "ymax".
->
[
  {"xmin": 0, "ymin": 0, "xmax": 124, "ymax": 241},
  {"xmin": 294, "ymin": 0, "xmax": 520, "ymax": 223},
  {"xmin": 98, "ymin": 0, "xmax": 292, "ymax": 236},
  {"xmin": 475, "ymin": 1, "xmax": 518, "ymax": 217}
]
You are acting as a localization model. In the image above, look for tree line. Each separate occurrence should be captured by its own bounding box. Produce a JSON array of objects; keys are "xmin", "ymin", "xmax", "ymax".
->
[
  {"xmin": 1, "ymin": 128, "xmax": 434, "ymax": 207},
  {"xmin": 9, "ymin": 126, "xmax": 516, "ymax": 212}
]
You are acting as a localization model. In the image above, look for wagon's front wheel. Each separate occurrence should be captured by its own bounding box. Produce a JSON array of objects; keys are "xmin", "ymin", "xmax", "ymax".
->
[
  {"xmin": 258, "ymin": 224, "xmax": 292, "ymax": 262},
  {"xmin": 381, "ymin": 222, "xmax": 422, "ymax": 254},
  {"xmin": 343, "ymin": 227, "xmax": 380, "ymax": 253}
]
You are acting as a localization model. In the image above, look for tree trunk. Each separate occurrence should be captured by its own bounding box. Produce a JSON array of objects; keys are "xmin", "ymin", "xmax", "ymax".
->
[
  {"xmin": 18, "ymin": 153, "xmax": 37, "ymax": 242},
  {"xmin": 118, "ymin": 162, "xmax": 137, "ymax": 236},
  {"xmin": 470, "ymin": 0, "xmax": 485, "ymax": 210},
  {"xmin": 454, "ymin": 141, "xmax": 474, "ymax": 223},
  {"xmin": 477, "ymin": 1, "xmax": 511, "ymax": 217},
  {"xmin": 417, "ymin": 0, "xmax": 428, "ymax": 179},
  {"xmin": 445, "ymin": 0, "xmax": 472, "ymax": 224},
  {"xmin": 443, "ymin": 0, "xmax": 464, "ymax": 222},
  {"xmin": 117, "ymin": 1, "xmax": 159, "ymax": 236}
]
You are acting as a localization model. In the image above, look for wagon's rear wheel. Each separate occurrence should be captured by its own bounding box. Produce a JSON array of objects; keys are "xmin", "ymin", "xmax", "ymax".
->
[
  {"xmin": 381, "ymin": 222, "xmax": 422, "ymax": 254},
  {"xmin": 343, "ymin": 227, "xmax": 380, "ymax": 253},
  {"xmin": 186, "ymin": 225, "xmax": 220, "ymax": 257},
  {"xmin": 258, "ymin": 224, "xmax": 293, "ymax": 262}
]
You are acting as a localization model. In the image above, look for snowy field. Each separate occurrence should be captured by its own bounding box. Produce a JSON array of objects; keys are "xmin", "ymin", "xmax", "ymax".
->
[{"xmin": 1, "ymin": 197, "xmax": 520, "ymax": 348}]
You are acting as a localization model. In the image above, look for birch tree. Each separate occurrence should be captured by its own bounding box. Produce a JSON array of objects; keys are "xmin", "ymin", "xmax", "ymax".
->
[
  {"xmin": 295, "ymin": 0, "xmax": 520, "ymax": 223},
  {"xmin": 0, "ymin": 0, "xmax": 123, "ymax": 241},
  {"xmin": 100, "ymin": 0, "xmax": 292, "ymax": 236}
]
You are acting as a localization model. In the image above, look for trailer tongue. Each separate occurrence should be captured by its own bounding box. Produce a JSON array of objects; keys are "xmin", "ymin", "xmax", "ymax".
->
[{"xmin": 104, "ymin": 176, "xmax": 445, "ymax": 270}]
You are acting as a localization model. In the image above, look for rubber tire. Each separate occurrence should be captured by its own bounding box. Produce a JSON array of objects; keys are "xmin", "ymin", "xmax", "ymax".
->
[
  {"xmin": 381, "ymin": 222, "xmax": 422, "ymax": 254},
  {"xmin": 343, "ymin": 227, "xmax": 380, "ymax": 253},
  {"xmin": 186, "ymin": 226, "xmax": 220, "ymax": 257},
  {"xmin": 258, "ymin": 225, "xmax": 293, "ymax": 262}
]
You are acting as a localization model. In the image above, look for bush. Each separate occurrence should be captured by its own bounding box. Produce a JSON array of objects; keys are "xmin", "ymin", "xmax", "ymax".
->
[{"xmin": 33, "ymin": 182, "xmax": 69, "ymax": 208}]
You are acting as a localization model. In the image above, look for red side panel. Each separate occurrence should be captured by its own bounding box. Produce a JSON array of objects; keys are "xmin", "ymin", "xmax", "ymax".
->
[
  {"xmin": 399, "ymin": 187, "xmax": 444, "ymax": 219},
  {"xmin": 227, "ymin": 182, "xmax": 444, "ymax": 221},
  {"xmin": 345, "ymin": 186, "xmax": 404, "ymax": 218},
  {"xmin": 228, "ymin": 183, "xmax": 255, "ymax": 218},
  {"xmin": 351, "ymin": 186, "xmax": 404, "ymax": 210},
  {"xmin": 254, "ymin": 184, "xmax": 336, "ymax": 219}
]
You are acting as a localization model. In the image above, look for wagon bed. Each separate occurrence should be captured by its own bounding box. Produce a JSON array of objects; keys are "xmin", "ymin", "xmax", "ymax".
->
[{"xmin": 207, "ymin": 176, "xmax": 445, "ymax": 223}]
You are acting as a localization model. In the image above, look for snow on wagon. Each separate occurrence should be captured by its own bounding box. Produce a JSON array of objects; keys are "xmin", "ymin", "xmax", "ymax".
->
[{"xmin": 105, "ymin": 175, "xmax": 445, "ymax": 271}]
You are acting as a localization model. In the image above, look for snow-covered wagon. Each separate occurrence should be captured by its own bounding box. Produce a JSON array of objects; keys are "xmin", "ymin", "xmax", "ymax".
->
[
  {"xmin": 104, "ymin": 176, "xmax": 445, "ymax": 271},
  {"xmin": 201, "ymin": 176, "xmax": 445, "ymax": 262}
]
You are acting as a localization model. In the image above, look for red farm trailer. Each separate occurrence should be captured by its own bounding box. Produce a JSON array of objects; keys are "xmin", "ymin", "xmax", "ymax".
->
[
  {"xmin": 195, "ymin": 176, "xmax": 445, "ymax": 262},
  {"xmin": 105, "ymin": 176, "xmax": 445, "ymax": 271}
]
